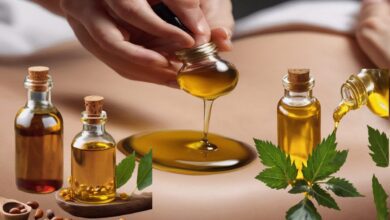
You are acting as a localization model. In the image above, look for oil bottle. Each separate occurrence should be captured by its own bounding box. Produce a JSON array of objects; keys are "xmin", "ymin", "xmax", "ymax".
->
[
  {"xmin": 333, "ymin": 69, "xmax": 389, "ymax": 128},
  {"xmin": 71, "ymin": 96, "xmax": 116, "ymax": 204},
  {"xmin": 277, "ymin": 69, "xmax": 321, "ymax": 175},
  {"xmin": 15, "ymin": 66, "xmax": 63, "ymax": 193},
  {"xmin": 119, "ymin": 3, "xmax": 254, "ymax": 174}
]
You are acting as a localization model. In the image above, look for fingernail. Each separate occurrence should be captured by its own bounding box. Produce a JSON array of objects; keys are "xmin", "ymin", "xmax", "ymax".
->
[
  {"xmin": 222, "ymin": 27, "xmax": 232, "ymax": 39},
  {"xmin": 223, "ymin": 39, "xmax": 233, "ymax": 50}
]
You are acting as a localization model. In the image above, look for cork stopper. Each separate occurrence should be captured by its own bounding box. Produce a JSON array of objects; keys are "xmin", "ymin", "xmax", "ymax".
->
[
  {"xmin": 84, "ymin": 96, "xmax": 104, "ymax": 116},
  {"xmin": 287, "ymin": 69, "xmax": 310, "ymax": 83},
  {"xmin": 283, "ymin": 68, "xmax": 314, "ymax": 92},
  {"xmin": 28, "ymin": 66, "xmax": 49, "ymax": 82}
]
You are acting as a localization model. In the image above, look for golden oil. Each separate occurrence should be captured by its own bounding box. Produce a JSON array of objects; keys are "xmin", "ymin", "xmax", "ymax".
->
[
  {"xmin": 333, "ymin": 69, "xmax": 389, "ymax": 128},
  {"xmin": 70, "ymin": 96, "xmax": 116, "ymax": 203},
  {"xmin": 277, "ymin": 69, "xmax": 321, "ymax": 176},
  {"xmin": 118, "ymin": 130, "xmax": 255, "ymax": 174},
  {"xmin": 121, "ymin": 43, "xmax": 254, "ymax": 174},
  {"xmin": 15, "ymin": 66, "xmax": 63, "ymax": 193}
]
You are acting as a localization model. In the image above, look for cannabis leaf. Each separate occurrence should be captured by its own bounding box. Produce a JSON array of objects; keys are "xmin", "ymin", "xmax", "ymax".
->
[
  {"xmin": 311, "ymin": 184, "xmax": 340, "ymax": 210},
  {"xmin": 116, "ymin": 152, "xmax": 136, "ymax": 189},
  {"xmin": 254, "ymin": 132, "xmax": 361, "ymax": 220},
  {"xmin": 137, "ymin": 149, "xmax": 153, "ymax": 191},
  {"xmin": 254, "ymin": 139, "xmax": 297, "ymax": 189},
  {"xmin": 286, "ymin": 198, "xmax": 321, "ymax": 220},
  {"xmin": 368, "ymin": 126, "xmax": 389, "ymax": 168},
  {"xmin": 288, "ymin": 180, "xmax": 309, "ymax": 194},
  {"xmin": 326, "ymin": 177, "xmax": 363, "ymax": 197},
  {"xmin": 302, "ymin": 133, "xmax": 348, "ymax": 182},
  {"xmin": 372, "ymin": 175, "xmax": 388, "ymax": 220}
]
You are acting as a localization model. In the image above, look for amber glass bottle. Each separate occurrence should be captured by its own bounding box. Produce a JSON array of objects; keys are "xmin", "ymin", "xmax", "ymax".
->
[
  {"xmin": 333, "ymin": 69, "xmax": 389, "ymax": 128},
  {"xmin": 15, "ymin": 66, "xmax": 63, "ymax": 193},
  {"xmin": 277, "ymin": 69, "xmax": 321, "ymax": 174},
  {"xmin": 71, "ymin": 96, "xmax": 116, "ymax": 204}
]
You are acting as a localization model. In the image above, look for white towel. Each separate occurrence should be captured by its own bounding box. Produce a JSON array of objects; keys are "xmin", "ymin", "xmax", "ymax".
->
[
  {"xmin": 0, "ymin": 0, "xmax": 74, "ymax": 56},
  {"xmin": 234, "ymin": 0, "xmax": 361, "ymax": 38}
]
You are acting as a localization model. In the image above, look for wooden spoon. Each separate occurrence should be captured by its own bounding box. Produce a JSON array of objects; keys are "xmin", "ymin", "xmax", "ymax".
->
[
  {"xmin": 55, "ymin": 192, "xmax": 152, "ymax": 218},
  {"xmin": 0, "ymin": 196, "xmax": 32, "ymax": 220}
]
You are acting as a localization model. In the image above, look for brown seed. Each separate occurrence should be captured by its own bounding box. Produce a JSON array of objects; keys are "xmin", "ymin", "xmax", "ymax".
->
[
  {"xmin": 34, "ymin": 208, "xmax": 44, "ymax": 219},
  {"xmin": 46, "ymin": 209, "xmax": 55, "ymax": 219},
  {"xmin": 16, "ymin": 204, "xmax": 25, "ymax": 210},
  {"xmin": 52, "ymin": 217, "xmax": 64, "ymax": 220},
  {"xmin": 27, "ymin": 201, "xmax": 39, "ymax": 209},
  {"xmin": 9, "ymin": 208, "xmax": 20, "ymax": 214}
]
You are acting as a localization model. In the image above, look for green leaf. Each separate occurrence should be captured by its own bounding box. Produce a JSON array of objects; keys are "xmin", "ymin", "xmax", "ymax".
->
[
  {"xmin": 137, "ymin": 149, "xmax": 153, "ymax": 191},
  {"xmin": 368, "ymin": 126, "xmax": 389, "ymax": 167},
  {"xmin": 254, "ymin": 139, "xmax": 298, "ymax": 188},
  {"xmin": 254, "ymin": 139, "xmax": 285, "ymax": 167},
  {"xmin": 372, "ymin": 175, "xmax": 389, "ymax": 220},
  {"xmin": 256, "ymin": 167, "xmax": 289, "ymax": 189},
  {"xmin": 302, "ymin": 133, "xmax": 348, "ymax": 182},
  {"xmin": 311, "ymin": 184, "xmax": 340, "ymax": 210},
  {"xmin": 289, "ymin": 180, "xmax": 309, "ymax": 194},
  {"xmin": 286, "ymin": 198, "xmax": 322, "ymax": 220},
  {"xmin": 326, "ymin": 177, "xmax": 363, "ymax": 197},
  {"xmin": 116, "ymin": 152, "xmax": 136, "ymax": 189}
]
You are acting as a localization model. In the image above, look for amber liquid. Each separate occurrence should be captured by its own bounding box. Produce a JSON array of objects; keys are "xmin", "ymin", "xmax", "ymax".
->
[
  {"xmin": 177, "ymin": 63, "xmax": 238, "ymax": 100},
  {"xmin": 71, "ymin": 142, "xmax": 116, "ymax": 204},
  {"xmin": 333, "ymin": 70, "xmax": 389, "ymax": 128},
  {"xmin": 122, "ymin": 61, "xmax": 255, "ymax": 174},
  {"xmin": 15, "ymin": 107, "xmax": 63, "ymax": 193},
  {"xmin": 277, "ymin": 99, "xmax": 321, "ymax": 176},
  {"xmin": 117, "ymin": 130, "xmax": 255, "ymax": 174}
]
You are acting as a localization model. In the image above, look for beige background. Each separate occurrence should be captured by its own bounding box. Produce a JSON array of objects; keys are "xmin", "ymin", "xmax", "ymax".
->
[{"xmin": 0, "ymin": 31, "xmax": 389, "ymax": 220}]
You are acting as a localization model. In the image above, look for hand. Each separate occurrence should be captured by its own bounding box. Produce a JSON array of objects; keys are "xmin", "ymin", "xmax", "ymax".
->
[
  {"xmin": 201, "ymin": 0, "xmax": 234, "ymax": 51},
  {"xmin": 59, "ymin": 0, "xmax": 234, "ymax": 86},
  {"xmin": 356, "ymin": 0, "xmax": 390, "ymax": 68}
]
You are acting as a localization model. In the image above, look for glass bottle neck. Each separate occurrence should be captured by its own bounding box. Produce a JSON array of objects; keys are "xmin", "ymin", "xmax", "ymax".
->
[
  {"xmin": 82, "ymin": 122, "xmax": 106, "ymax": 135},
  {"xmin": 182, "ymin": 54, "xmax": 219, "ymax": 67},
  {"xmin": 341, "ymin": 75, "xmax": 368, "ymax": 109},
  {"xmin": 283, "ymin": 89, "xmax": 313, "ymax": 106},
  {"xmin": 26, "ymin": 89, "xmax": 52, "ymax": 108}
]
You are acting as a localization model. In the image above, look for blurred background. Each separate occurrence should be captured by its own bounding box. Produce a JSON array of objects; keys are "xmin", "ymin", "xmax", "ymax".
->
[{"xmin": 0, "ymin": 0, "xmax": 361, "ymax": 57}]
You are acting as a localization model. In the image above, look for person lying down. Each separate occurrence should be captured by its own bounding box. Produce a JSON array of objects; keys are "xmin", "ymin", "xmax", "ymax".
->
[{"xmin": 0, "ymin": 0, "xmax": 389, "ymax": 87}]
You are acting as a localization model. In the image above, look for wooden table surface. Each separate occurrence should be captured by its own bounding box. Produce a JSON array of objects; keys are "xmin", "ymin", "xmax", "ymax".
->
[{"xmin": 0, "ymin": 31, "xmax": 388, "ymax": 220}]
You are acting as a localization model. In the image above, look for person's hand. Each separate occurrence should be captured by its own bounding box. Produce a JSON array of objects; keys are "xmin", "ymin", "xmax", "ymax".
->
[
  {"xmin": 201, "ymin": 0, "xmax": 234, "ymax": 51},
  {"xmin": 356, "ymin": 0, "xmax": 390, "ymax": 68},
  {"xmin": 59, "ymin": 0, "xmax": 234, "ymax": 86}
]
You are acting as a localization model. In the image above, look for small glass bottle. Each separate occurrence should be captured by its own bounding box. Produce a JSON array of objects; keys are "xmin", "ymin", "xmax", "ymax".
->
[
  {"xmin": 333, "ymin": 69, "xmax": 389, "ymax": 128},
  {"xmin": 176, "ymin": 42, "xmax": 238, "ymax": 100},
  {"xmin": 15, "ymin": 66, "xmax": 63, "ymax": 193},
  {"xmin": 277, "ymin": 69, "xmax": 321, "ymax": 173},
  {"xmin": 71, "ymin": 96, "xmax": 116, "ymax": 204}
]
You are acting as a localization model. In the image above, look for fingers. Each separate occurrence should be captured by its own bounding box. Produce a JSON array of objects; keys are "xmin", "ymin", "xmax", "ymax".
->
[
  {"xmin": 62, "ymin": 0, "xmax": 170, "ymax": 67},
  {"xmin": 105, "ymin": 0, "xmax": 194, "ymax": 47},
  {"xmin": 211, "ymin": 28, "xmax": 232, "ymax": 51},
  {"xmin": 200, "ymin": 0, "xmax": 234, "ymax": 51},
  {"xmin": 66, "ymin": 16, "xmax": 178, "ymax": 87},
  {"xmin": 162, "ymin": 0, "xmax": 211, "ymax": 46}
]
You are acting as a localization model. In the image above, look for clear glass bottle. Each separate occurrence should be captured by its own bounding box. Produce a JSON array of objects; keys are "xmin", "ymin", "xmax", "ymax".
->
[
  {"xmin": 15, "ymin": 66, "xmax": 63, "ymax": 193},
  {"xmin": 277, "ymin": 69, "xmax": 321, "ymax": 174},
  {"xmin": 176, "ymin": 42, "xmax": 239, "ymax": 101},
  {"xmin": 333, "ymin": 69, "xmax": 389, "ymax": 128},
  {"xmin": 71, "ymin": 96, "xmax": 116, "ymax": 204}
]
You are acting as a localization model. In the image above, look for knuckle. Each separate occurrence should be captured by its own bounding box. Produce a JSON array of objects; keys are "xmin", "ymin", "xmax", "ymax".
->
[
  {"xmin": 360, "ymin": 17, "xmax": 383, "ymax": 31},
  {"xmin": 114, "ymin": 0, "xmax": 140, "ymax": 18}
]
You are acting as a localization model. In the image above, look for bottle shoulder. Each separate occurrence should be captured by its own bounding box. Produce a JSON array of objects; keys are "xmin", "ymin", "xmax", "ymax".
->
[
  {"xmin": 277, "ymin": 97, "xmax": 321, "ymax": 116},
  {"xmin": 15, "ymin": 106, "xmax": 63, "ymax": 133},
  {"xmin": 71, "ymin": 131, "xmax": 116, "ymax": 150}
]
